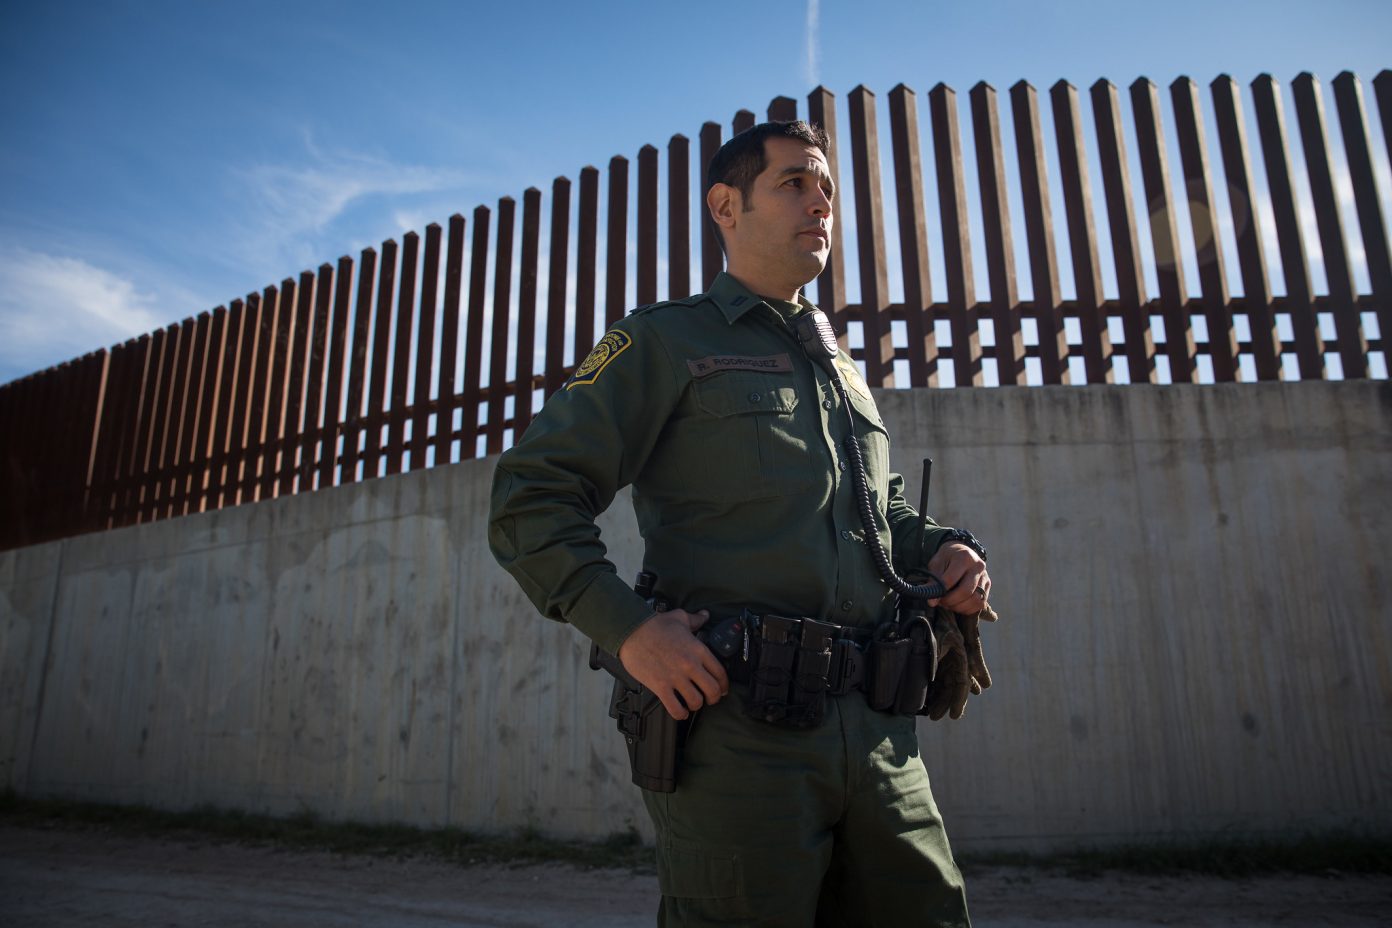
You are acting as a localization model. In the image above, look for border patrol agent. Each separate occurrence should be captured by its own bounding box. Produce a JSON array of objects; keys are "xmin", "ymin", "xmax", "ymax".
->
[{"xmin": 490, "ymin": 121, "xmax": 991, "ymax": 926}]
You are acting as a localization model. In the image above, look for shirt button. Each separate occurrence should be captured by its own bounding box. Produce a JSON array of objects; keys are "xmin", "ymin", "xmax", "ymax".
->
[
  {"xmin": 748, "ymin": 392, "xmax": 762, "ymax": 403},
  {"xmin": 822, "ymin": 398, "xmax": 833, "ymax": 410},
  {"xmin": 838, "ymin": 459, "xmax": 847, "ymax": 471},
  {"xmin": 840, "ymin": 600, "xmax": 853, "ymax": 612}
]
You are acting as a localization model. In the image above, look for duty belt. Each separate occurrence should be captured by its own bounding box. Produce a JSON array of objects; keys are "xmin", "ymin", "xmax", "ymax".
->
[
  {"xmin": 709, "ymin": 610, "xmax": 927, "ymax": 729},
  {"xmin": 719, "ymin": 612, "xmax": 867, "ymax": 694}
]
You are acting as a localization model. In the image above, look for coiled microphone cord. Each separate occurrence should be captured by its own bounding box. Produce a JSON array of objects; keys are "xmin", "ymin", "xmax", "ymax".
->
[
  {"xmin": 829, "ymin": 374, "xmax": 946, "ymax": 601},
  {"xmin": 792, "ymin": 307, "xmax": 946, "ymax": 601}
]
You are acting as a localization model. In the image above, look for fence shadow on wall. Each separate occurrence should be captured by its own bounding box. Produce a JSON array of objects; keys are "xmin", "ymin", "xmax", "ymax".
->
[{"xmin": 1, "ymin": 70, "xmax": 1389, "ymax": 551}]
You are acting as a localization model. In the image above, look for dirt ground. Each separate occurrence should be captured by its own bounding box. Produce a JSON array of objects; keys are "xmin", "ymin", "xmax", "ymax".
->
[{"xmin": 2, "ymin": 825, "xmax": 1389, "ymax": 927}]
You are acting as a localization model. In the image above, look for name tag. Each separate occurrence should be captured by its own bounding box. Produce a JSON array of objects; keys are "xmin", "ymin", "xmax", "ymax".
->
[{"xmin": 686, "ymin": 353, "xmax": 793, "ymax": 378}]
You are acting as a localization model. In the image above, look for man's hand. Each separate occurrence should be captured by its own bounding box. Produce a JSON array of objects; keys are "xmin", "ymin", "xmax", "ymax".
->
[
  {"xmin": 926, "ymin": 541, "xmax": 990, "ymax": 615},
  {"xmin": 617, "ymin": 609, "xmax": 730, "ymax": 720}
]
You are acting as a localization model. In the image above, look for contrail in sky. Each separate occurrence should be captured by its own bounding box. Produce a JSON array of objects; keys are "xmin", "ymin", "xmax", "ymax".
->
[{"xmin": 805, "ymin": 0, "xmax": 821, "ymax": 87}]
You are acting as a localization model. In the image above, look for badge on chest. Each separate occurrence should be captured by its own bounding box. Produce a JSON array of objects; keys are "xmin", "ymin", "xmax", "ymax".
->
[{"xmin": 835, "ymin": 356, "xmax": 873, "ymax": 400}]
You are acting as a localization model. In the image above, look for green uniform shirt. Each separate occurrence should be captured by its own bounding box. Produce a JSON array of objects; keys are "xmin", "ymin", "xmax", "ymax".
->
[{"xmin": 488, "ymin": 272, "xmax": 953, "ymax": 656}]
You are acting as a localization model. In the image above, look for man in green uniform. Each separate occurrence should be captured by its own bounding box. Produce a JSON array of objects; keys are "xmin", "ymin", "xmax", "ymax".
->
[{"xmin": 490, "ymin": 121, "xmax": 990, "ymax": 926}]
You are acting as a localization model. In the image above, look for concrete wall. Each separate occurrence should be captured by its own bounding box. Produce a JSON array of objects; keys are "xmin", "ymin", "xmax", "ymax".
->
[{"xmin": 2, "ymin": 381, "xmax": 1389, "ymax": 850}]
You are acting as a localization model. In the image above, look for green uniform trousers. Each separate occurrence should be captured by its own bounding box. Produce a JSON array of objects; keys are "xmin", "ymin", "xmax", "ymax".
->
[{"xmin": 643, "ymin": 689, "xmax": 971, "ymax": 927}]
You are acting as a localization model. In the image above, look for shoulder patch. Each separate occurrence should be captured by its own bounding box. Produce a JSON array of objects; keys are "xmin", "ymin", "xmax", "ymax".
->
[{"xmin": 568, "ymin": 330, "xmax": 632, "ymax": 389}]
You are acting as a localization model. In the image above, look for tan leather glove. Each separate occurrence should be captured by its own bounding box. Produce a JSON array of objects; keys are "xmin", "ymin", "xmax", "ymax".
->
[
  {"xmin": 924, "ymin": 607, "xmax": 970, "ymax": 720},
  {"xmin": 924, "ymin": 603, "xmax": 999, "ymax": 720},
  {"xmin": 959, "ymin": 602, "xmax": 999, "ymax": 695}
]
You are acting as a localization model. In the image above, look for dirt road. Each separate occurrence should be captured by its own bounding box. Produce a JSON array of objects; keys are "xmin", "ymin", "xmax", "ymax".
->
[{"xmin": 3, "ymin": 826, "xmax": 1388, "ymax": 927}]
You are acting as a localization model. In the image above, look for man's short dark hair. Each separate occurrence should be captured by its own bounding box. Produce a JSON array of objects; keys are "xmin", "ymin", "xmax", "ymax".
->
[
  {"xmin": 706, "ymin": 120, "xmax": 830, "ymax": 252},
  {"xmin": 707, "ymin": 120, "xmax": 829, "ymax": 201}
]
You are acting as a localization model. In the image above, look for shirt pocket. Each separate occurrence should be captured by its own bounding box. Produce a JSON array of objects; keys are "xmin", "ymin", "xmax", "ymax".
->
[{"xmin": 690, "ymin": 371, "xmax": 805, "ymax": 502}]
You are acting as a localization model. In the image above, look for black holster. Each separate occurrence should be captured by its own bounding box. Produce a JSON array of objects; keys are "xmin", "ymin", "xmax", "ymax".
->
[
  {"xmin": 589, "ymin": 589, "xmax": 750, "ymax": 793},
  {"xmin": 589, "ymin": 645, "xmax": 687, "ymax": 793},
  {"xmin": 893, "ymin": 603, "xmax": 937, "ymax": 715}
]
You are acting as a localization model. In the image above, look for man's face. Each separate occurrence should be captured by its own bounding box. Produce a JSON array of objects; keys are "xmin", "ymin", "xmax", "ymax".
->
[{"xmin": 726, "ymin": 136, "xmax": 835, "ymax": 290}]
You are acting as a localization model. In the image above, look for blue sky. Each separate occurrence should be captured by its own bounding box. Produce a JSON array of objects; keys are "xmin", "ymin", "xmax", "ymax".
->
[{"xmin": 2, "ymin": 0, "xmax": 1389, "ymax": 385}]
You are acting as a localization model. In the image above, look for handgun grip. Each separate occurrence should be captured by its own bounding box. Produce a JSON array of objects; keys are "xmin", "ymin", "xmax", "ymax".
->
[{"xmin": 589, "ymin": 642, "xmax": 641, "ymax": 689}]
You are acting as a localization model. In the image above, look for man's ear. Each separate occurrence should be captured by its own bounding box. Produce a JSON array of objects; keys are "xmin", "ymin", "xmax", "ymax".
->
[{"xmin": 707, "ymin": 183, "xmax": 739, "ymax": 233}]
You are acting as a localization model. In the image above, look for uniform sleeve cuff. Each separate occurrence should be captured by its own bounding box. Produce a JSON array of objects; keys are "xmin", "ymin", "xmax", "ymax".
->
[
  {"xmin": 566, "ymin": 570, "xmax": 657, "ymax": 656},
  {"xmin": 923, "ymin": 526, "xmax": 956, "ymax": 562}
]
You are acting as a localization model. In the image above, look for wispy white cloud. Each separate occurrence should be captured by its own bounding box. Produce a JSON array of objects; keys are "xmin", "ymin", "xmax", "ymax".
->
[
  {"xmin": 0, "ymin": 247, "xmax": 167, "ymax": 381},
  {"xmin": 805, "ymin": 0, "xmax": 821, "ymax": 88},
  {"xmin": 391, "ymin": 209, "xmax": 437, "ymax": 238},
  {"xmin": 229, "ymin": 136, "xmax": 477, "ymax": 279}
]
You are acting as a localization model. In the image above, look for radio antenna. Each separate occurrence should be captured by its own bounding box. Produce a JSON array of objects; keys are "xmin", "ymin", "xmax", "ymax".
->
[{"xmin": 917, "ymin": 458, "xmax": 933, "ymax": 564}]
